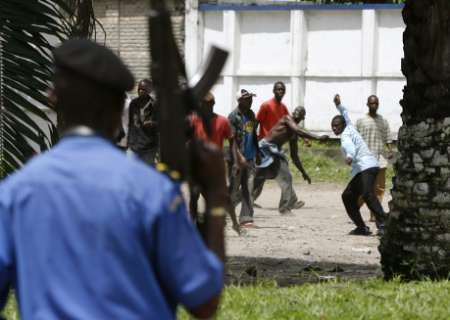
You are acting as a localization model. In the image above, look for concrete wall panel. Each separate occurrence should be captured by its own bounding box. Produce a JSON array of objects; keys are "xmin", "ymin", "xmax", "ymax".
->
[
  {"xmin": 209, "ymin": 77, "xmax": 229, "ymax": 116},
  {"xmin": 306, "ymin": 11, "xmax": 362, "ymax": 76},
  {"xmin": 238, "ymin": 11, "xmax": 291, "ymax": 73},
  {"xmin": 304, "ymin": 79, "xmax": 368, "ymax": 132},
  {"xmin": 238, "ymin": 77, "xmax": 292, "ymax": 114},
  {"xmin": 376, "ymin": 79, "xmax": 405, "ymax": 138},
  {"xmin": 203, "ymin": 11, "xmax": 225, "ymax": 55},
  {"xmin": 377, "ymin": 10, "xmax": 405, "ymax": 76}
]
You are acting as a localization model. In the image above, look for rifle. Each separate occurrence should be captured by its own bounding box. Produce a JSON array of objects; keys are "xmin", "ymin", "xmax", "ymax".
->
[{"xmin": 148, "ymin": 1, "xmax": 240, "ymax": 234}]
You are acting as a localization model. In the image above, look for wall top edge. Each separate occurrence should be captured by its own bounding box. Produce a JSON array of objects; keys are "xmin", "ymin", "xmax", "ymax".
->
[{"xmin": 199, "ymin": 3, "xmax": 404, "ymax": 12}]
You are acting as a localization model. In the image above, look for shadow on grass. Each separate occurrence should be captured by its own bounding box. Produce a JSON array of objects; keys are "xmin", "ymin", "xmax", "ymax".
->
[{"xmin": 226, "ymin": 256, "xmax": 381, "ymax": 287}]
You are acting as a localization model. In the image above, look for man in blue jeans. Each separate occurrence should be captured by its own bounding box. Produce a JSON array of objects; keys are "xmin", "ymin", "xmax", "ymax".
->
[
  {"xmin": 0, "ymin": 39, "xmax": 226, "ymax": 319},
  {"xmin": 332, "ymin": 94, "xmax": 387, "ymax": 236}
]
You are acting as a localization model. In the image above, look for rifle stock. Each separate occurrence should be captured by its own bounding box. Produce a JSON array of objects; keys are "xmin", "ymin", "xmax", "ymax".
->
[
  {"xmin": 148, "ymin": 1, "xmax": 240, "ymax": 235},
  {"xmin": 149, "ymin": 1, "xmax": 187, "ymax": 178},
  {"xmin": 149, "ymin": 1, "xmax": 228, "ymax": 180}
]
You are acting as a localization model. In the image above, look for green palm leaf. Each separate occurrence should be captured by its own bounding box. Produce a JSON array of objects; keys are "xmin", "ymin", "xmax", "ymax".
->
[{"xmin": 0, "ymin": 0, "xmax": 96, "ymax": 178}]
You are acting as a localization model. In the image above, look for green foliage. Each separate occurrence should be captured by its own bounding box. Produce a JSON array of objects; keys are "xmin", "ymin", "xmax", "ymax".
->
[
  {"xmin": 0, "ymin": 1, "xmax": 96, "ymax": 178},
  {"xmin": 2, "ymin": 293, "xmax": 18, "ymax": 320},
  {"xmin": 289, "ymin": 140, "xmax": 350, "ymax": 184},
  {"xmin": 6, "ymin": 278, "xmax": 449, "ymax": 319},
  {"xmin": 287, "ymin": 140, "xmax": 395, "ymax": 187},
  {"xmin": 178, "ymin": 279, "xmax": 450, "ymax": 319}
]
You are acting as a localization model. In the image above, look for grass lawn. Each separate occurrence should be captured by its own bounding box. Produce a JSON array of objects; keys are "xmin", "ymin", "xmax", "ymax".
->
[
  {"xmin": 177, "ymin": 279, "xmax": 450, "ymax": 319},
  {"xmin": 289, "ymin": 140, "xmax": 395, "ymax": 187},
  {"xmin": 4, "ymin": 279, "xmax": 450, "ymax": 319}
]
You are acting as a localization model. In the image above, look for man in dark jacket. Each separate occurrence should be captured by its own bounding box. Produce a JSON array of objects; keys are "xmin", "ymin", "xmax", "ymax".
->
[
  {"xmin": 128, "ymin": 79, "xmax": 159, "ymax": 164},
  {"xmin": 228, "ymin": 89, "xmax": 259, "ymax": 228}
]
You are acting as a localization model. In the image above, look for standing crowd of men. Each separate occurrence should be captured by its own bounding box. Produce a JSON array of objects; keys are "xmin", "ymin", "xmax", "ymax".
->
[
  {"xmin": 120, "ymin": 75, "xmax": 393, "ymax": 234},
  {"xmin": 121, "ymin": 78, "xmax": 332, "ymax": 229},
  {"xmin": 0, "ymin": 39, "xmax": 393, "ymax": 318}
]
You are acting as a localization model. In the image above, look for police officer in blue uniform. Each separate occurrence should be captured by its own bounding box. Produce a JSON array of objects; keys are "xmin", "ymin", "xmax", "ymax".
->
[{"xmin": 0, "ymin": 39, "xmax": 226, "ymax": 319}]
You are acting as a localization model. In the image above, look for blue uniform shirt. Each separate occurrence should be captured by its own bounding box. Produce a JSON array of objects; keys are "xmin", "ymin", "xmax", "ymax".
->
[
  {"xmin": 242, "ymin": 114, "xmax": 257, "ymax": 160},
  {"xmin": 337, "ymin": 105, "xmax": 379, "ymax": 177},
  {"xmin": 0, "ymin": 136, "xmax": 223, "ymax": 319}
]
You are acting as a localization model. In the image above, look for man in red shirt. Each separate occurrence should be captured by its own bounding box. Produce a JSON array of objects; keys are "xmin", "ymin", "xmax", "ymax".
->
[
  {"xmin": 190, "ymin": 92, "xmax": 232, "ymax": 150},
  {"xmin": 257, "ymin": 81, "xmax": 289, "ymax": 140},
  {"xmin": 255, "ymin": 81, "xmax": 304, "ymax": 211},
  {"xmin": 190, "ymin": 92, "xmax": 240, "ymax": 233}
]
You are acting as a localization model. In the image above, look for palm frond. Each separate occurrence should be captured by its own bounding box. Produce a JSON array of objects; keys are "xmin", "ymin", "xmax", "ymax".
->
[{"xmin": 0, "ymin": 0, "xmax": 96, "ymax": 178}]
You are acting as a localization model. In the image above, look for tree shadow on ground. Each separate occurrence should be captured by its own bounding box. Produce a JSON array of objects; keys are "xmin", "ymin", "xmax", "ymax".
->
[{"xmin": 226, "ymin": 256, "xmax": 381, "ymax": 287}]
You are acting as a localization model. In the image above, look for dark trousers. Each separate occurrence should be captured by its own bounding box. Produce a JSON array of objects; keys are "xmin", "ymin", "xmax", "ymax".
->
[
  {"xmin": 136, "ymin": 147, "xmax": 159, "ymax": 166},
  {"xmin": 253, "ymin": 159, "xmax": 298, "ymax": 213},
  {"xmin": 229, "ymin": 162, "xmax": 255, "ymax": 224},
  {"xmin": 189, "ymin": 185, "xmax": 201, "ymax": 221},
  {"xmin": 342, "ymin": 167, "xmax": 386, "ymax": 229}
]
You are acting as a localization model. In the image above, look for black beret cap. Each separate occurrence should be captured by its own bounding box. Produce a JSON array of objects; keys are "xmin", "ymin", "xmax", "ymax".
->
[{"xmin": 53, "ymin": 39, "xmax": 135, "ymax": 92}]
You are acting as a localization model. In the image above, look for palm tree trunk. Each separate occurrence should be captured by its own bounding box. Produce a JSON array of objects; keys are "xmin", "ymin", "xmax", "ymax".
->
[{"xmin": 380, "ymin": 0, "xmax": 450, "ymax": 279}]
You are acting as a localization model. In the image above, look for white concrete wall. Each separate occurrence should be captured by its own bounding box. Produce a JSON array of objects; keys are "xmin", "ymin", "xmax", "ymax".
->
[{"xmin": 185, "ymin": 2, "xmax": 405, "ymax": 136}]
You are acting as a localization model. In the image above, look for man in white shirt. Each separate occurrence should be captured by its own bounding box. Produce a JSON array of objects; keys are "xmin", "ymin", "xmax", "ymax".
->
[{"xmin": 331, "ymin": 94, "xmax": 387, "ymax": 236}]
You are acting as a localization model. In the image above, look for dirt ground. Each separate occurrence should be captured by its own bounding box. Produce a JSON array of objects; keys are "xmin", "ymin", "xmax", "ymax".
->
[{"xmin": 224, "ymin": 182, "xmax": 390, "ymax": 286}]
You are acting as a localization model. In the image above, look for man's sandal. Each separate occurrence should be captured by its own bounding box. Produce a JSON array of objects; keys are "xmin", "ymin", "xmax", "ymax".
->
[{"xmin": 240, "ymin": 222, "xmax": 257, "ymax": 229}]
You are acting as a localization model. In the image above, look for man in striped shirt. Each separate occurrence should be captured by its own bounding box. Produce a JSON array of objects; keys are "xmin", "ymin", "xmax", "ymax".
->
[{"xmin": 356, "ymin": 95, "xmax": 394, "ymax": 222}]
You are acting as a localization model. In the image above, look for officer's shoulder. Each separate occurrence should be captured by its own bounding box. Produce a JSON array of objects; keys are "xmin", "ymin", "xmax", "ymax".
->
[
  {"xmin": 125, "ymin": 157, "xmax": 170, "ymax": 183},
  {"xmin": 0, "ymin": 152, "xmax": 51, "ymax": 191}
]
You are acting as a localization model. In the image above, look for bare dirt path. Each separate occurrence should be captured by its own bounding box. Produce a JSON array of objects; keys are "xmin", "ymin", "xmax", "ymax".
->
[{"xmin": 224, "ymin": 182, "xmax": 390, "ymax": 286}]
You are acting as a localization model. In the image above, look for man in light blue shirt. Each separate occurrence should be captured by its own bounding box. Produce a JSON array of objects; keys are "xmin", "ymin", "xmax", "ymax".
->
[
  {"xmin": 0, "ymin": 39, "xmax": 225, "ymax": 319},
  {"xmin": 331, "ymin": 94, "xmax": 387, "ymax": 236}
]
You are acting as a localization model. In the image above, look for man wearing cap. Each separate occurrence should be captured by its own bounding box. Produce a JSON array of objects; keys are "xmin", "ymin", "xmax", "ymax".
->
[
  {"xmin": 127, "ymin": 78, "xmax": 159, "ymax": 165},
  {"xmin": 189, "ymin": 92, "xmax": 240, "ymax": 233},
  {"xmin": 0, "ymin": 39, "xmax": 226, "ymax": 319},
  {"xmin": 253, "ymin": 107, "xmax": 329, "ymax": 214},
  {"xmin": 228, "ymin": 89, "xmax": 259, "ymax": 228}
]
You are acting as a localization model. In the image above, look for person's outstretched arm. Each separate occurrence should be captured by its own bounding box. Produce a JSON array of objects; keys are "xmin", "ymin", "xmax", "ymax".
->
[
  {"xmin": 333, "ymin": 94, "xmax": 355, "ymax": 164},
  {"xmin": 186, "ymin": 141, "xmax": 229, "ymax": 318},
  {"xmin": 191, "ymin": 140, "xmax": 227, "ymax": 262},
  {"xmin": 333, "ymin": 94, "xmax": 352, "ymax": 126},
  {"xmin": 383, "ymin": 119, "xmax": 395, "ymax": 159},
  {"xmin": 341, "ymin": 136, "xmax": 356, "ymax": 165},
  {"xmin": 289, "ymin": 139, "xmax": 311, "ymax": 184},
  {"xmin": 286, "ymin": 116, "xmax": 329, "ymax": 141},
  {"xmin": 150, "ymin": 140, "xmax": 228, "ymax": 319}
]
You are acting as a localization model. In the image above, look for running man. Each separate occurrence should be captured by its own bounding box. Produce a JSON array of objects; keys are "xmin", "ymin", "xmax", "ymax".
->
[{"xmin": 253, "ymin": 107, "xmax": 328, "ymax": 214}]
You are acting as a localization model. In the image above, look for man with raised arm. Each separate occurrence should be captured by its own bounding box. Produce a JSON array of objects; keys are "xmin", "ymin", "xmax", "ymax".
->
[
  {"xmin": 253, "ymin": 106, "xmax": 329, "ymax": 214},
  {"xmin": 331, "ymin": 94, "xmax": 387, "ymax": 236},
  {"xmin": 0, "ymin": 39, "xmax": 225, "ymax": 319}
]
